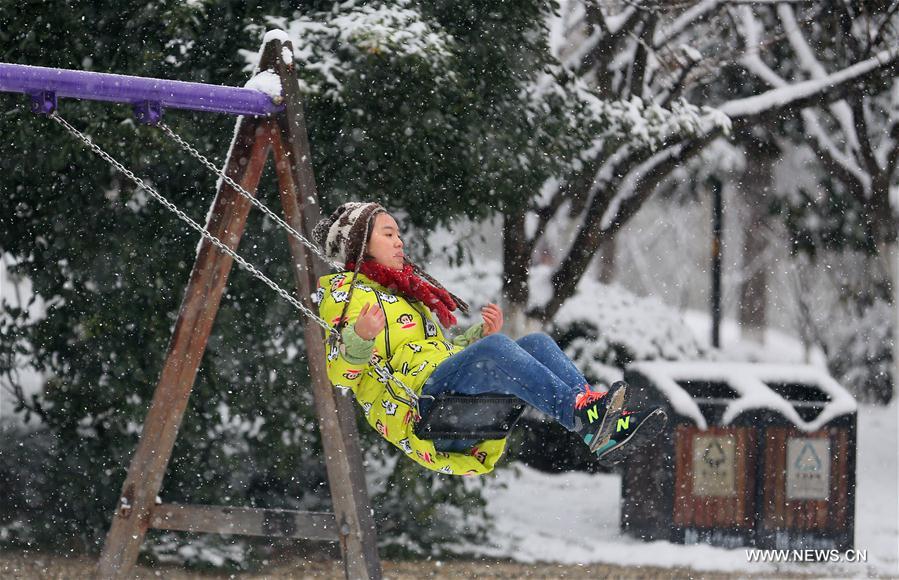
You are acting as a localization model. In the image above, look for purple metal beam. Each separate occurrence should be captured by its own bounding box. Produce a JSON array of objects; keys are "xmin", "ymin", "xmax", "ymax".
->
[{"xmin": 0, "ymin": 62, "xmax": 283, "ymax": 117}]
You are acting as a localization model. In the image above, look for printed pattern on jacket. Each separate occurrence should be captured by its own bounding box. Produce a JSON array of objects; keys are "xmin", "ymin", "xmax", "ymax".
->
[{"xmin": 317, "ymin": 272, "xmax": 506, "ymax": 475}]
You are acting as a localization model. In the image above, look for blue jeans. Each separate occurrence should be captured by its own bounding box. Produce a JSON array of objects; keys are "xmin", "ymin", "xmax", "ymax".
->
[{"xmin": 420, "ymin": 333, "xmax": 587, "ymax": 452}]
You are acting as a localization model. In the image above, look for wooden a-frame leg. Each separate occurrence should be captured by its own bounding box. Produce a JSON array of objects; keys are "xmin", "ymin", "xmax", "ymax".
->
[
  {"xmin": 98, "ymin": 36, "xmax": 382, "ymax": 580},
  {"xmin": 270, "ymin": 39, "xmax": 382, "ymax": 580},
  {"xmin": 96, "ymin": 117, "xmax": 274, "ymax": 579}
]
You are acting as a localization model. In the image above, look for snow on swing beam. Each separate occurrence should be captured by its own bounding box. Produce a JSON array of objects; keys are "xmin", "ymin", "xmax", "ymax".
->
[{"xmin": 0, "ymin": 62, "xmax": 283, "ymax": 120}]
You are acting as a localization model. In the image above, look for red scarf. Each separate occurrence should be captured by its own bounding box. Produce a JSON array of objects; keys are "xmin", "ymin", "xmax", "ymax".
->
[{"xmin": 346, "ymin": 260, "xmax": 459, "ymax": 327}]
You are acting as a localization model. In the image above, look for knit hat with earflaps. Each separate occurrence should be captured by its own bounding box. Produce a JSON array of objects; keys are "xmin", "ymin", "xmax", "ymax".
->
[
  {"xmin": 312, "ymin": 201, "xmax": 470, "ymax": 332},
  {"xmin": 312, "ymin": 202, "xmax": 386, "ymax": 266}
]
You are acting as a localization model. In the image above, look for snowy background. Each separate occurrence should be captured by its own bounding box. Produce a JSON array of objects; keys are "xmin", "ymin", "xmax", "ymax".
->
[
  {"xmin": 4, "ymin": 246, "xmax": 896, "ymax": 577},
  {"xmin": 3, "ymin": 1, "xmax": 899, "ymax": 577},
  {"xmin": 423, "ymin": 248, "xmax": 899, "ymax": 578}
]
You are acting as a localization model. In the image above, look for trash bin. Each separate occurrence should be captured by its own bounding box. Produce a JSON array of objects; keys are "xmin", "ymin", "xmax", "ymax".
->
[
  {"xmin": 619, "ymin": 362, "xmax": 857, "ymax": 550},
  {"xmin": 755, "ymin": 377, "xmax": 857, "ymax": 550}
]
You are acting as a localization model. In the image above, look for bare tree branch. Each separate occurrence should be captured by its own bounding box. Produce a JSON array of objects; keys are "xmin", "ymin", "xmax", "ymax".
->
[
  {"xmin": 578, "ymin": 8, "xmax": 650, "ymax": 96},
  {"xmin": 659, "ymin": 45, "xmax": 702, "ymax": 106},
  {"xmin": 653, "ymin": 0, "xmax": 722, "ymax": 49},
  {"xmin": 535, "ymin": 135, "xmax": 714, "ymax": 321},
  {"xmin": 886, "ymin": 130, "xmax": 899, "ymax": 179},
  {"xmin": 848, "ymin": 91, "xmax": 882, "ymax": 177},
  {"xmin": 736, "ymin": 7, "xmax": 873, "ymax": 189},
  {"xmin": 533, "ymin": 146, "xmax": 653, "ymax": 321},
  {"xmin": 612, "ymin": 135, "xmax": 717, "ymax": 231},
  {"xmin": 833, "ymin": 0, "xmax": 863, "ymax": 58},
  {"xmin": 532, "ymin": 184, "xmax": 574, "ymax": 247},
  {"xmin": 585, "ymin": 0, "xmax": 609, "ymax": 35},
  {"xmin": 865, "ymin": 0, "xmax": 899, "ymax": 58},
  {"xmin": 805, "ymin": 136, "xmax": 868, "ymax": 206},
  {"xmin": 629, "ymin": 13, "xmax": 658, "ymax": 99},
  {"xmin": 777, "ymin": 4, "xmax": 862, "ymax": 152}
]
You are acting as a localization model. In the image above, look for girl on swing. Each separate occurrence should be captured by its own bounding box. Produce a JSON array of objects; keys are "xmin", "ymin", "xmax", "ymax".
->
[{"xmin": 313, "ymin": 202, "xmax": 667, "ymax": 476}]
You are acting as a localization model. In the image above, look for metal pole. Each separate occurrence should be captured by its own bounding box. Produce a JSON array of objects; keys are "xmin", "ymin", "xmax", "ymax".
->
[
  {"xmin": 711, "ymin": 177, "xmax": 723, "ymax": 348},
  {"xmin": 0, "ymin": 62, "xmax": 282, "ymax": 117},
  {"xmin": 893, "ymin": 240, "xmax": 899, "ymax": 403}
]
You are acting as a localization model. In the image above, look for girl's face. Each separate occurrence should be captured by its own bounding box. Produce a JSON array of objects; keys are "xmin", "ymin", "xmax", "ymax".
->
[{"xmin": 366, "ymin": 213, "xmax": 405, "ymax": 270}]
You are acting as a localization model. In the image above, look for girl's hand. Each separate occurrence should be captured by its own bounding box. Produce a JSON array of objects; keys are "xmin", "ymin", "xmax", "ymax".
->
[
  {"xmin": 354, "ymin": 302, "xmax": 386, "ymax": 340},
  {"xmin": 481, "ymin": 303, "xmax": 504, "ymax": 336}
]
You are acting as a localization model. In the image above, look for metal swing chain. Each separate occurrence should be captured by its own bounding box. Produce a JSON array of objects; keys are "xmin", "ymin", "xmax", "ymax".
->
[
  {"xmin": 158, "ymin": 122, "xmax": 424, "ymax": 410},
  {"xmin": 157, "ymin": 122, "xmax": 342, "ymax": 271},
  {"xmin": 50, "ymin": 112, "xmax": 329, "ymax": 329},
  {"xmin": 49, "ymin": 112, "xmax": 424, "ymax": 411}
]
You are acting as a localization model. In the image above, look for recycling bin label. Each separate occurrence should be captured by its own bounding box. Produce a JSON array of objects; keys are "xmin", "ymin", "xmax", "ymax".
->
[
  {"xmin": 692, "ymin": 434, "xmax": 736, "ymax": 497},
  {"xmin": 786, "ymin": 437, "xmax": 830, "ymax": 500}
]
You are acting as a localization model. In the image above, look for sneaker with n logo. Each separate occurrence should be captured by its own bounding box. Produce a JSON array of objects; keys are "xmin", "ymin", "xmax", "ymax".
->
[
  {"xmin": 594, "ymin": 407, "xmax": 668, "ymax": 465},
  {"xmin": 572, "ymin": 381, "xmax": 628, "ymax": 453}
]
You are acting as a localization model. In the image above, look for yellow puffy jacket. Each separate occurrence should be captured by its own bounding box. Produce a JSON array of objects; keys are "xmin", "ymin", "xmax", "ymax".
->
[{"xmin": 316, "ymin": 271, "xmax": 507, "ymax": 475}]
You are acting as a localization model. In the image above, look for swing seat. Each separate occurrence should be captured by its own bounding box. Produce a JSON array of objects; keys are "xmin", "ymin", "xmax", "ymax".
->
[{"xmin": 414, "ymin": 393, "xmax": 527, "ymax": 440}]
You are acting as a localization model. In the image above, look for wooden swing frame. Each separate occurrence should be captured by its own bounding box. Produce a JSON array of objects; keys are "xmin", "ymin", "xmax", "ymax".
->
[
  {"xmin": 3, "ymin": 30, "xmax": 536, "ymax": 580},
  {"xmin": 88, "ymin": 38, "xmax": 382, "ymax": 579}
]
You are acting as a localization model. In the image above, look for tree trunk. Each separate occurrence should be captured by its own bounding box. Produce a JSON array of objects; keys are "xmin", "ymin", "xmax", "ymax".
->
[
  {"xmin": 738, "ymin": 140, "xmax": 777, "ymax": 345},
  {"xmin": 502, "ymin": 207, "xmax": 536, "ymax": 338},
  {"xmin": 883, "ymin": 240, "xmax": 899, "ymax": 400},
  {"xmin": 598, "ymin": 232, "xmax": 617, "ymax": 284}
]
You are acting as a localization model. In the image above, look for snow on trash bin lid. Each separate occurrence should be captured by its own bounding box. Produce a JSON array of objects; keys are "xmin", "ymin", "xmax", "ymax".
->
[{"xmin": 627, "ymin": 361, "xmax": 856, "ymax": 431}]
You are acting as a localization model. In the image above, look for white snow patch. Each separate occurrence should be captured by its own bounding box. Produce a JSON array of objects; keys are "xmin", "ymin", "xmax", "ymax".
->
[
  {"xmin": 630, "ymin": 361, "xmax": 856, "ymax": 431},
  {"xmin": 681, "ymin": 308, "xmax": 824, "ymax": 366},
  {"xmin": 262, "ymin": 28, "xmax": 290, "ymax": 45},
  {"xmin": 244, "ymin": 70, "xmax": 282, "ymax": 100},
  {"xmin": 679, "ymin": 43, "xmax": 702, "ymax": 63},
  {"xmin": 547, "ymin": 266, "xmax": 705, "ymax": 362}
]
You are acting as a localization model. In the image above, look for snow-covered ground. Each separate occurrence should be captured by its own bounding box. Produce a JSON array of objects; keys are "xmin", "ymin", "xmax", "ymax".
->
[{"xmin": 473, "ymin": 400, "xmax": 898, "ymax": 578}]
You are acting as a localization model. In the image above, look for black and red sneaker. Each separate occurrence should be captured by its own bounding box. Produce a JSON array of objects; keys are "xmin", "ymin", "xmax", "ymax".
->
[
  {"xmin": 572, "ymin": 381, "xmax": 628, "ymax": 453},
  {"xmin": 594, "ymin": 407, "xmax": 668, "ymax": 466}
]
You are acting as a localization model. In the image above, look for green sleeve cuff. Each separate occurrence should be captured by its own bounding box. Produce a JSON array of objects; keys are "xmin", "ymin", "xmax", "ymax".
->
[
  {"xmin": 342, "ymin": 324, "xmax": 375, "ymax": 365},
  {"xmin": 453, "ymin": 323, "xmax": 484, "ymax": 348}
]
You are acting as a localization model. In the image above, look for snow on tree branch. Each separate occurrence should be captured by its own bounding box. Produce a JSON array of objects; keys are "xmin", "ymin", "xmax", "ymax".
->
[
  {"xmin": 595, "ymin": 96, "xmax": 731, "ymax": 151},
  {"xmin": 241, "ymin": 1, "xmax": 454, "ymax": 102},
  {"xmin": 775, "ymin": 5, "xmax": 861, "ymax": 152},
  {"xmin": 600, "ymin": 142, "xmax": 687, "ymax": 230},
  {"xmin": 531, "ymin": 63, "xmax": 730, "ymax": 169},
  {"xmin": 734, "ymin": 7, "xmax": 872, "ymax": 193},
  {"xmin": 719, "ymin": 48, "xmax": 899, "ymax": 119},
  {"xmin": 604, "ymin": 6, "xmax": 639, "ymax": 36},
  {"xmin": 802, "ymin": 111, "xmax": 872, "ymax": 194},
  {"xmin": 512, "ymin": 0, "xmax": 899, "ymax": 323}
]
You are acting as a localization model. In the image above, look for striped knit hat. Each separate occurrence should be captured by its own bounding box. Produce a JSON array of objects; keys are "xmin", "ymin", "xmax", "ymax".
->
[
  {"xmin": 313, "ymin": 201, "xmax": 471, "ymax": 334},
  {"xmin": 312, "ymin": 202, "xmax": 386, "ymax": 266}
]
